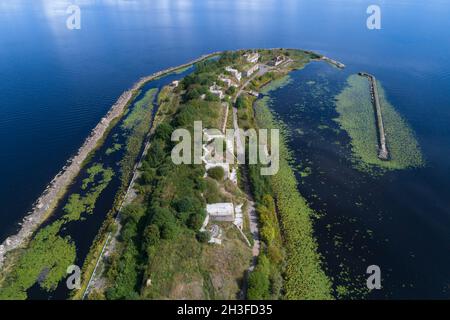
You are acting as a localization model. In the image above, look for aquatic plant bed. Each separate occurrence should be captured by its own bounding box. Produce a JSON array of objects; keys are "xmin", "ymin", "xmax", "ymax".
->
[{"xmin": 335, "ymin": 74, "xmax": 424, "ymax": 173}]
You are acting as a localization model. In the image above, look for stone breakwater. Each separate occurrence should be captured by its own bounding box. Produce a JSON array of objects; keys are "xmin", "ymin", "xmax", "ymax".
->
[
  {"xmin": 358, "ymin": 72, "xmax": 389, "ymax": 160},
  {"xmin": 0, "ymin": 51, "xmax": 221, "ymax": 269}
]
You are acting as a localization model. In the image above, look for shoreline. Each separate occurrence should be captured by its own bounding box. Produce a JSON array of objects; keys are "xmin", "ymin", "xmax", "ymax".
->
[{"xmin": 0, "ymin": 51, "xmax": 222, "ymax": 269}]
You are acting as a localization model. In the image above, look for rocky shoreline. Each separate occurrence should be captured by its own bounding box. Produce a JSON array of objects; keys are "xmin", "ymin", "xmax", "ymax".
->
[{"xmin": 0, "ymin": 51, "xmax": 221, "ymax": 269}]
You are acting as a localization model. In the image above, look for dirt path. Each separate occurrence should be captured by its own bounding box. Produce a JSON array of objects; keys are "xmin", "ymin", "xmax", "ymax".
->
[{"xmin": 232, "ymin": 107, "xmax": 260, "ymax": 262}]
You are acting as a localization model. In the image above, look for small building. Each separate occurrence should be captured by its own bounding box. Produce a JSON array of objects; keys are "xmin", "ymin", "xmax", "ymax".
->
[
  {"xmin": 244, "ymin": 52, "xmax": 260, "ymax": 64},
  {"xmin": 208, "ymin": 224, "xmax": 223, "ymax": 245},
  {"xmin": 218, "ymin": 75, "xmax": 239, "ymax": 88},
  {"xmin": 244, "ymin": 64, "xmax": 259, "ymax": 77},
  {"xmin": 248, "ymin": 90, "xmax": 259, "ymax": 97},
  {"xmin": 225, "ymin": 66, "xmax": 242, "ymax": 82},
  {"xmin": 206, "ymin": 203, "xmax": 235, "ymax": 222},
  {"xmin": 170, "ymin": 80, "xmax": 179, "ymax": 88},
  {"xmin": 209, "ymin": 82, "xmax": 224, "ymax": 99},
  {"xmin": 274, "ymin": 55, "xmax": 285, "ymax": 66},
  {"xmin": 233, "ymin": 204, "xmax": 244, "ymax": 230},
  {"xmin": 229, "ymin": 167, "xmax": 237, "ymax": 185},
  {"xmin": 218, "ymin": 75, "xmax": 232, "ymax": 88}
]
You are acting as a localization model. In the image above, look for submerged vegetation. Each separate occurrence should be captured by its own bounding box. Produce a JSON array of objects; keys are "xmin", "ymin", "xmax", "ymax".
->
[
  {"xmin": 0, "ymin": 221, "xmax": 76, "ymax": 299},
  {"xmin": 254, "ymin": 96, "xmax": 333, "ymax": 299},
  {"xmin": 64, "ymin": 164, "xmax": 114, "ymax": 222},
  {"xmin": 120, "ymin": 88, "xmax": 158, "ymax": 186},
  {"xmin": 0, "ymin": 85, "xmax": 156, "ymax": 299},
  {"xmin": 259, "ymin": 75, "xmax": 293, "ymax": 95},
  {"xmin": 0, "ymin": 162, "xmax": 114, "ymax": 299},
  {"xmin": 335, "ymin": 74, "xmax": 424, "ymax": 173}
]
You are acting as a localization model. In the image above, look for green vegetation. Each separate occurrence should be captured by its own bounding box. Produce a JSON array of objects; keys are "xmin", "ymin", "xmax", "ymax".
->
[
  {"xmin": 0, "ymin": 162, "xmax": 115, "ymax": 299},
  {"xmin": 236, "ymin": 94, "xmax": 256, "ymax": 130},
  {"xmin": 141, "ymin": 227, "xmax": 251, "ymax": 299},
  {"xmin": 254, "ymin": 93, "xmax": 333, "ymax": 300},
  {"xmin": 64, "ymin": 164, "xmax": 114, "ymax": 221},
  {"xmin": 203, "ymin": 178, "xmax": 231, "ymax": 203},
  {"xmin": 0, "ymin": 221, "xmax": 76, "ymax": 299},
  {"xmin": 335, "ymin": 74, "xmax": 424, "ymax": 173},
  {"xmin": 103, "ymin": 51, "xmax": 269, "ymax": 299},
  {"xmin": 74, "ymin": 89, "xmax": 162, "ymax": 299},
  {"xmin": 247, "ymin": 254, "xmax": 271, "ymax": 299},
  {"xmin": 105, "ymin": 203, "xmax": 146, "ymax": 299},
  {"xmin": 207, "ymin": 166, "xmax": 225, "ymax": 181},
  {"xmin": 121, "ymin": 89, "xmax": 157, "ymax": 130},
  {"xmin": 259, "ymin": 75, "xmax": 292, "ymax": 95},
  {"xmin": 101, "ymin": 48, "xmax": 330, "ymax": 300},
  {"xmin": 120, "ymin": 88, "xmax": 158, "ymax": 186},
  {"xmin": 246, "ymin": 195, "xmax": 284, "ymax": 300},
  {"xmin": 106, "ymin": 143, "xmax": 122, "ymax": 155}
]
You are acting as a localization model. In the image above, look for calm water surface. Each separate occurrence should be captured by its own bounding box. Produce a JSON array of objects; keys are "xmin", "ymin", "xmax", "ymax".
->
[{"xmin": 0, "ymin": 0, "xmax": 449, "ymax": 298}]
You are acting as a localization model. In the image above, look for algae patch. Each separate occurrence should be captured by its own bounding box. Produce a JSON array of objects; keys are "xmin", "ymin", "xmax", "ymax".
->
[
  {"xmin": 335, "ymin": 74, "xmax": 424, "ymax": 173},
  {"xmin": 260, "ymin": 75, "xmax": 293, "ymax": 95}
]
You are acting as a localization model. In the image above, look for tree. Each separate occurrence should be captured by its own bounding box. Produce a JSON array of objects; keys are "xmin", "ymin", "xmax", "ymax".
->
[
  {"xmin": 188, "ymin": 212, "xmax": 205, "ymax": 230},
  {"xmin": 207, "ymin": 166, "xmax": 225, "ymax": 181},
  {"xmin": 205, "ymin": 91, "xmax": 220, "ymax": 102},
  {"xmin": 247, "ymin": 255, "xmax": 271, "ymax": 300},
  {"xmin": 150, "ymin": 206, "xmax": 178, "ymax": 240},
  {"xmin": 141, "ymin": 168, "xmax": 156, "ymax": 185},
  {"xmin": 196, "ymin": 231, "xmax": 210, "ymax": 243},
  {"xmin": 145, "ymin": 139, "xmax": 166, "ymax": 167},
  {"xmin": 143, "ymin": 224, "xmax": 160, "ymax": 248},
  {"xmin": 186, "ymin": 87, "xmax": 201, "ymax": 100},
  {"xmin": 121, "ymin": 203, "xmax": 145, "ymax": 224},
  {"xmin": 226, "ymin": 86, "xmax": 236, "ymax": 95},
  {"xmin": 154, "ymin": 122, "xmax": 174, "ymax": 142},
  {"xmin": 236, "ymin": 95, "xmax": 247, "ymax": 109},
  {"xmin": 173, "ymin": 196, "xmax": 202, "ymax": 213}
]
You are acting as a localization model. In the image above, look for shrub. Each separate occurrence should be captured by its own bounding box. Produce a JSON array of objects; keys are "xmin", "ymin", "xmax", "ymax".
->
[
  {"xmin": 203, "ymin": 179, "xmax": 225, "ymax": 203},
  {"xmin": 207, "ymin": 166, "xmax": 225, "ymax": 181},
  {"xmin": 205, "ymin": 92, "xmax": 220, "ymax": 102},
  {"xmin": 188, "ymin": 212, "xmax": 206, "ymax": 230},
  {"xmin": 122, "ymin": 203, "xmax": 146, "ymax": 224},
  {"xmin": 196, "ymin": 231, "xmax": 210, "ymax": 243},
  {"xmin": 143, "ymin": 224, "xmax": 160, "ymax": 248},
  {"xmin": 236, "ymin": 95, "xmax": 247, "ymax": 109},
  {"xmin": 153, "ymin": 122, "xmax": 174, "ymax": 142},
  {"xmin": 226, "ymin": 86, "xmax": 236, "ymax": 95},
  {"xmin": 247, "ymin": 255, "xmax": 270, "ymax": 300},
  {"xmin": 150, "ymin": 206, "xmax": 178, "ymax": 240}
]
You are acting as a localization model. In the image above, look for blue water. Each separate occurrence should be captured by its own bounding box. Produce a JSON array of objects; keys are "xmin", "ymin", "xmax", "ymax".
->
[
  {"xmin": 263, "ymin": 62, "xmax": 450, "ymax": 299},
  {"xmin": 1, "ymin": 0, "xmax": 449, "ymax": 298}
]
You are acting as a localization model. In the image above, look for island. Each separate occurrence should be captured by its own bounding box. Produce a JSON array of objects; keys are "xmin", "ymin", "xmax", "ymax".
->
[{"xmin": 0, "ymin": 48, "xmax": 423, "ymax": 300}]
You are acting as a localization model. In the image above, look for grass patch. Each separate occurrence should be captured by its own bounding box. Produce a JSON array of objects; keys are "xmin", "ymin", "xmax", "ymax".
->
[{"xmin": 141, "ymin": 227, "xmax": 251, "ymax": 300}]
